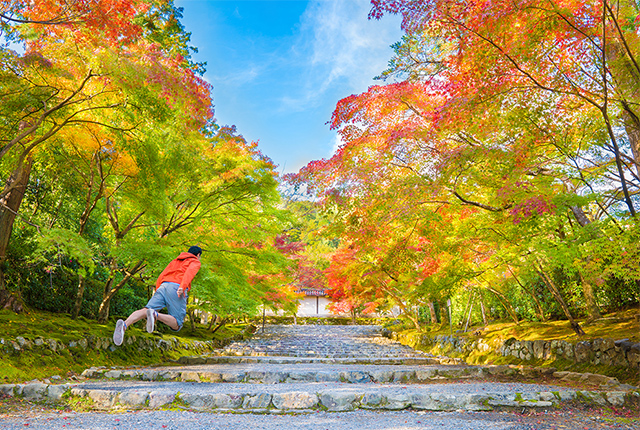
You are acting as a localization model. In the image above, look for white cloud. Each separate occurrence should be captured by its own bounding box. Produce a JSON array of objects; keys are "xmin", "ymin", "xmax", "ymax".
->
[
  {"xmin": 210, "ymin": 64, "xmax": 263, "ymax": 87},
  {"xmin": 281, "ymin": 0, "xmax": 402, "ymax": 111}
]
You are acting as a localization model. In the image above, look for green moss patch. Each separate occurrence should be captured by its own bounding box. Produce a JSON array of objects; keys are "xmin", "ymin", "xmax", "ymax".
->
[{"xmin": 0, "ymin": 309, "xmax": 248, "ymax": 384}]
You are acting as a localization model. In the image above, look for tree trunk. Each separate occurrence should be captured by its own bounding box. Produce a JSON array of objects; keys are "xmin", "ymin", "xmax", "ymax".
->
[
  {"xmin": 97, "ymin": 260, "xmax": 145, "ymax": 323},
  {"xmin": 211, "ymin": 318, "xmax": 226, "ymax": 335},
  {"xmin": 480, "ymin": 298, "xmax": 488, "ymax": 326},
  {"xmin": 427, "ymin": 301, "xmax": 437, "ymax": 324},
  {"xmin": 0, "ymin": 288, "xmax": 24, "ymax": 313},
  {"xmin": 567, "ymin": 207, "xmax": 603, "ymax": 321},
  {"xmin": 461, "ymin": 291, "xmax": 473, "ymax": 328},
  {"xmin": 508, "ymin": 267, "xmax": 546, "ymax": 321},
  {"xmin": 407, "ymin": 313, "xmax": 420, "ymax": 330},
  {"xmin": 72, "ymin": 275, "xmax": 85, "ymax": 319},
  {"xmin": 187, "ymin": 307, "xmax": 196, "ymax": 331},
  {"xmin": 622, "ymin": 108, "xmax": 640, "ymax": 176},
  {"xmin": 0, "ymin": 157, "xmax": 32, "ymax": 306},
  {"xmin": 487, "ymin": 287, "xmax": 519, "ymax": 324},
  {"xmin": 440, "ymin": 300, "xmax": 449, "ymax": 325},
  {"xmin": 381, "ymin": 286, "xmax": 420, "ymax": 330},
  {"xmin": 463, "ymin": 297, "xmax": 474, "ymax": 332},
  {"xmin": 207, "ymin": 314, "xmax": 216, "ymax": 330},
  {"xmin": 580, "ymin": 273, "xmax": 601, "ymax": 321},
  {"xmin": 0, "ymin": 156, "xmax": 33, "ymax": 276},
  {"xmin": 536, "ymin": 266, "xmax": 585, "ymax": 335}
]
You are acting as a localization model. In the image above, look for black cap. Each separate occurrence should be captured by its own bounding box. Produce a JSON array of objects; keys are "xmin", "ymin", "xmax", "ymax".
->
[{"xmin": 188, "ymin": 246, "xmax": 202, "ymax": 256}]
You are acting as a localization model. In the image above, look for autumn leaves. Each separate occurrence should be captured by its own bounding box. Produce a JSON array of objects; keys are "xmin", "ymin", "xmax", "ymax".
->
[{"xmin": 290, "ymin": 0, "xmax": 640, "ymax": 328}]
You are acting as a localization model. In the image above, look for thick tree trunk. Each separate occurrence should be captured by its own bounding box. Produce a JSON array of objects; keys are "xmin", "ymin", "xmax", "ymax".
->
[
  {"xmin": 0, "ymin": 157, "xmax": 33, "ymax": 308},
  {"xmin": 439, "ymin": 300, "xmax": 449, "ymax": 325},
  {"xmin": 0, "ymin": 288, "xmax": 24, "ymax": 313},
  {"xmin": 580, "ymin": 273, "xmax": 601, "ymax": 321},
  {"xmin": 0, "ymin": 157, "xmax": 33, "ymax": 271},
  {"xmin": 569, "ymin": 206, "xmax": 592, "ymax": 228},
  {"xmin": 567, "ymin": 207, "xmax": 603, "ymax": 321},
  {"xmin": 427, "ymin": 301, "xmax": 437, "ymax": 324}
]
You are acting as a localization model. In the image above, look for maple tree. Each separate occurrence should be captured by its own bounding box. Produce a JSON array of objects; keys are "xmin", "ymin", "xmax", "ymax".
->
[
  {"xmin": 289, "ymin": 0, "xmax": 640, "ymax": 332},
  {"xmin": 0, "ymin": 0, "xmax": 299, "ymax": 326},
  {"xmin": 0, "ymin": 0, "xmax": 210, "ymax": 289},
  {"xmin": 369, "ymin": 0, "xmax": 639, "ymax": 213}
]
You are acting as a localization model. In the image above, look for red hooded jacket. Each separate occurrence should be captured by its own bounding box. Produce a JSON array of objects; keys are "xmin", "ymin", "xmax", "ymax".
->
[{"xmin": 155, "ymin": 252, "xmax": 201, "ymax": 292}]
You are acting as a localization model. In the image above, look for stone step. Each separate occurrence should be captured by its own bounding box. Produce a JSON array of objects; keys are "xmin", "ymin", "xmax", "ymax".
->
[
  {"xmin": 215, "ymin": 324, "xmax": 428, "ymax": 359},
  {"xmin": 80, "ymin": 362, "xmax": 487, "ymax": 384},
  {"xmin": 78, "ymin": 361, "xmax": 631, "ymax": 392},
  {"xmin": 210, "ymin": 350, "xmax": 432, "ymax": 358},
  {"xmin": 4, "ymin": 379, "xmax": 635, "ymax": 412},
  {"xmin": 179, "ymin": 355, "xmax": 461, "ymax": 365}
]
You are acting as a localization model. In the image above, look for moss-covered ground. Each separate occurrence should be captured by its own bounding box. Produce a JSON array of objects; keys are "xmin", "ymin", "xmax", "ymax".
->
[
  {"xmin": 413, "ymin": 308, "xmax": 639, "ymax": 342},
  {"xmin": 388, "ymin": 308, "xmax": 640, "ymax": 386},
  {"xmin": 0, "ymin": 309, "xmax": 249, "ymax": 384}
]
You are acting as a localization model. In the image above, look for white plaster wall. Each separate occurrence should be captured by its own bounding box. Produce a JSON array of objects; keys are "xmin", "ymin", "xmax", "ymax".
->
[{"xmin": 296, "ymin": 296, "xmax": 332, "ymax": 316}]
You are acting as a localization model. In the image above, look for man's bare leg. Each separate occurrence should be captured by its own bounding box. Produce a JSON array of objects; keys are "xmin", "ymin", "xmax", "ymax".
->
[
  {"xmin": 123, "ymin": 308, "xmax": 148, "ymax": 328},
  {"xmin": 123, "ymin": 308, "xmax": 179, "ymax": 330},
  {"xmin": 156, "ymin": 312, "xmax": 179, "ymax": 330}
]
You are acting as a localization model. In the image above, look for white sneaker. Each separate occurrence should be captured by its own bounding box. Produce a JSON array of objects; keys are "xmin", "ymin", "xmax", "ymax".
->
[
  {"xmin": 146, "ymin": 308, "xmax": 155, "ymax": 333},
  {"xmin": 113, "ymin": 319, "xmax": 125, "ymax": 346}
]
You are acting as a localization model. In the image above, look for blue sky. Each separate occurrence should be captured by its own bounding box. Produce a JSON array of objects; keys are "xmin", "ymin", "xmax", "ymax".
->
[{"xmin": 175, "ymin": 0, "xmax": 402, "ymax": 174}]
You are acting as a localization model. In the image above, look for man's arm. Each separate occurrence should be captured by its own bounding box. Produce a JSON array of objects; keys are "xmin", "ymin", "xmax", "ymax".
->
[{"xmin": 177, "ymin": 259, "xmax": 201, "ymax": 296}]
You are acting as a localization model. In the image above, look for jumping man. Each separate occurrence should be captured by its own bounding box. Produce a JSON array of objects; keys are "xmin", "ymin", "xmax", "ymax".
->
[{"xmin": 113, "ymin": 246, "xmax": 202, "ymax": 346}]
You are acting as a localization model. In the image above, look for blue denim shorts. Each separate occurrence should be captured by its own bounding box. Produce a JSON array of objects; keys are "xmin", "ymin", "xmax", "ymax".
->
[{"xmin": 145, "ymin": 282, "xmax": 187, "ymax": 330}]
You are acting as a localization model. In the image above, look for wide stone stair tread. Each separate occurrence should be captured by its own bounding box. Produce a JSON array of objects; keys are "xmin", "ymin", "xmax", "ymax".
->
[
  {"xmin": 80, "ymin": 362, "xmax": 484, "ymax": 384},
  {"xmin": 61, "ymin": 379, "xmax": 629, "ymax": 412},
  {"xmin": 181, "ymin": 355, "xmax": 456, "ymax": 365}
]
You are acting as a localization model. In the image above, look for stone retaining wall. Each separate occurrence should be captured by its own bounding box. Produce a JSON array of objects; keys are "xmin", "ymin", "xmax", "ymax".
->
[
  {"xmin": 0, "ymin": 380, "xmax": 636, "ymax": 411},
  {"xmin": 0, "ymin": 334, "xmax": 237, "ymax": 356},
  {"xmin": 387, "ymin": 331, "xmax": 640, "ymax": 369}
]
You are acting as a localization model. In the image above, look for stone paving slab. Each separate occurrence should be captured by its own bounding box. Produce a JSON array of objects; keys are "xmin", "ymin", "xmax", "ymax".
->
[
  {"xmin": 5, "ymin": 379, "xmax": 635, "ymax": 412},
  {"xmin": 213, "ymin": 324, "xmax": 431, "ymax": 359}
]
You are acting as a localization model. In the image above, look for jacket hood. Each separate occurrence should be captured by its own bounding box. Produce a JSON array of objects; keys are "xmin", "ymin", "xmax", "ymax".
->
[{"xmin": 176, "ymin": 252, "xmax": 198, "ymax": 260}]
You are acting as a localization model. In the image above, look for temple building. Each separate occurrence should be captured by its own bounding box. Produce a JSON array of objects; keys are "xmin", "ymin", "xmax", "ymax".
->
[{"xmin": 294, "ymin": 288, "xmax": 332, "ymax": 316}]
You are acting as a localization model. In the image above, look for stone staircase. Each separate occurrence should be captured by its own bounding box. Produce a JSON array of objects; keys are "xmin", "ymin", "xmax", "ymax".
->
[
  {"xmin": 2, "ymin": 325, "xmax": 638, "ymax": 413},
  {"xmin": 207, "ymin": 324, "xmax": 439, "ymax": 359}
]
